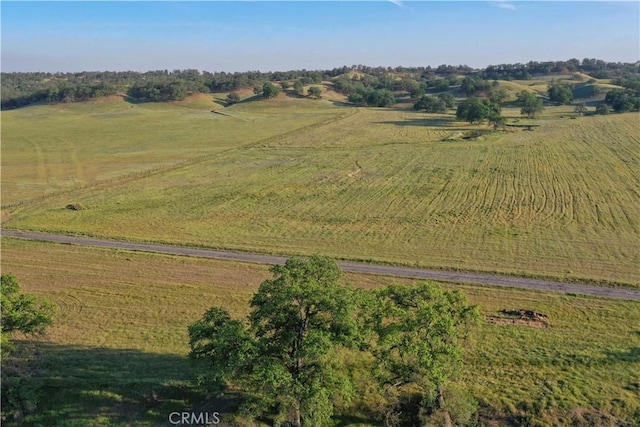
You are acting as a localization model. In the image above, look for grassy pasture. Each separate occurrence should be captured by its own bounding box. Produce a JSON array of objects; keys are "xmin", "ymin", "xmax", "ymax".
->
[
  {"xmin": 0, "ymin": 96, "xmax": 345, "ymax": 205},
  {"xmin": 4, "ymin": 103, "xmax": 639, "ymax": 286},
  {"xmin": 2, "ymin": 238, "xmax": 639, "ymax": 425}
]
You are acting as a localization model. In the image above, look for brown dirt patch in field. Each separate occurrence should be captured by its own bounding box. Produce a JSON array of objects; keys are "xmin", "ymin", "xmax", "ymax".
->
[{"xmin": 486, "ymin": 309, "xmax": 549, "ymax": 328}]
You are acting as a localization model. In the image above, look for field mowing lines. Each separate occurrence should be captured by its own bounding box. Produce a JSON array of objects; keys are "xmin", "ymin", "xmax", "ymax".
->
[
  {"xmin": 24, "ymin": 137, "xmax": 47, "ymax": 182},
  {"xmin": 620, "ymin": 206, "xmax": 639, "ymax": 233},
  {"xmin": 56, "ymin": 137, "xmax": 86, "ymax": 185},
  {"xmin": 532, "ymin": 155, "xmax": 556, "ymax": 226},
  {"xmin": 2, "ymin": 108, "xmax": 352, "ymax": 210},
  {"xmin": 508, "ymin": 161, "xmax": 525, "ymax": 223},
  {"xmin": 50, "ymin": 291, "xmax": 84, "ymax": 322},
  {"xmin": 486, "ymin": 163, "xmax": 505, "ymax": 224},
  {"xmin": 521, "ymin": 154, "xmax": 538, "ymax": 224}
]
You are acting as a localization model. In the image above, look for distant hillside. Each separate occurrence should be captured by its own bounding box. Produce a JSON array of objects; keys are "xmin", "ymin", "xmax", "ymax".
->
[{"xmin": 2, "ymin": 58, "xmax": 638, "ymax": 110}]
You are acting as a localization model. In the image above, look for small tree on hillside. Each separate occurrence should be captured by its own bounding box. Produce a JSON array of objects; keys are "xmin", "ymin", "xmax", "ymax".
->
[
  {"xmin": 262, "ymin": 82, "xmax": 281, "ymax": 99},
  {"xmin": 225, "ymin": 91, "xmax": 240, "ymax": 105},
  {"xmin": 516, "ymin": 91, "xmax": 544, "ymax": 118},
  {"xmin": 308, "ymin": 86, "xmax": 322, "ymax": 99},
  {"xmin": 413, "ymin": 95, "xmax": 447, "ymax": 113},
  {"xmin": 293, "ymin": 80, "xmax": 305, "ymax": 96},
  {"xmin": 456, "ymin": 97, "xmax": 500, "ymax": 124},
  {"xmin": 365, "ymin": 89, "xmax": 395, "ymax": 107},
  {"xmin": 574, "ymin": 102, "xmax": 587, "ymax": 116},
  {"xmin": 433, "ymin": 79, "xmax": 450, "ymax": 92},
  {"xmin": 548, "ymin": 82, "xmax": 574, "ymax": 105},
  {"xmin": 438, "ymin": 92, "xmax": 455, "ymax": 109},
  {"xmin": 595, "ymin": 102, "xmax": 609, "ymax": 115}
]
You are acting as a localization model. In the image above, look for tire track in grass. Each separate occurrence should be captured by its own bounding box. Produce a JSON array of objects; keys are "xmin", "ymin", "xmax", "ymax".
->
[
  {"xmin": 24, "ymin": 137, "xmax": 47, "ymax": 183},
  {"xmin": 510, "ymin": 157, "xmax": 525, "ymax": 223},
  {"xmin": 58, "ymin": 137, "xmax": 86, "ymax": 185},
  {"xmin": 51, "ymin": 291, "xmax": 84, "ymax": 322}
]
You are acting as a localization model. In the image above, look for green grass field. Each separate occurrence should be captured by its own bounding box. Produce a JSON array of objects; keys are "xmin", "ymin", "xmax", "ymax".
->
[
  {"xmin": 3, "ymin": 97, "xmax": 639, "ymax": 286},
  {"xmin": 2, "ymin": 238, "xmax": 639, "ymax": 426},
  {"xmin": 0, "ymin": 95, "xmax": 345, "ymax": 205}
]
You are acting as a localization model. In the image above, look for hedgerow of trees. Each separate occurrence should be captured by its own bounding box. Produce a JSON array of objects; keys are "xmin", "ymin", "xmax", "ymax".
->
[
  {"xmin": 2, "ymin": 58, "xmax": 638, "ymax": 110},
  {"xmin": 188, "ymin": 256, "xmax": 479, "ymax": 426}
]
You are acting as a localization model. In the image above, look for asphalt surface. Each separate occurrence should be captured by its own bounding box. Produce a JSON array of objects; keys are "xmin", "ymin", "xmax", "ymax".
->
[{"xmin": 3, "ymin": 229, "xmax": 640, "ymax": 301}]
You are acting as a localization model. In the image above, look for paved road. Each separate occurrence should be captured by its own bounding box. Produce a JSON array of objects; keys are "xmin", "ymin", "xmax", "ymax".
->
[{"xmin": 3, "ymin": 229, "xmax": 640, "ymax": 301}]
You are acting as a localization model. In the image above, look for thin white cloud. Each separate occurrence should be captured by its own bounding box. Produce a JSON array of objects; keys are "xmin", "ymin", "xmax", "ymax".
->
[
  {"xmin": 388, "ymin": 0, "xmax": 405, "ymax": 8},
  {"xmin": 491, "ymin": 1, "xmax": 517, "ymax": 11}
]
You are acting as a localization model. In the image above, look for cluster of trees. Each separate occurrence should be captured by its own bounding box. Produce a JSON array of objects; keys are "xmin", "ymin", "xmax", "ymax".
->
[
  {"xmin": 604, "ymin": 89, "xmax": 640, "ymax": 112},
  {"xmin": 547, "ymin": 81, "xmax": 574, "ymax": 105},
  {"xmin": 455, "ymin": 97, "xmax": 502, "ymax": 126},
  {"xmin": 413, "ymin": 93, "xmax": 455, "ymax": 113},
  {"xmin": 481, "ymin": 58, "xmax": 639, "ymax": 80},
  {"xmin": 188, "ymin": 256, "xmax": 479, "ymax": 426},
  {"xmin": 127, "ymin": 81, "xmax": 188, "ymax": 102},
  {"xmin": 3, "ymin": 58, "xmax": 638, "ymax": 110},
  {"xmin": 613, "ymin": 74, "xmax": 640, "ymax": 92},
  {"xmin": 345, "ymin": 87, "xmax": 395, "ymax": 107},
  {"xmin": 460, "ymin": 76, "xmax": 497, "ymax": 96}
]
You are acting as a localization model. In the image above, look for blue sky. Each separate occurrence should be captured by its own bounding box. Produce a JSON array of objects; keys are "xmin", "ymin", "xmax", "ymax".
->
[{"xmin": 1, "ymin": 1, "xmax": 639, "ymax": 72}]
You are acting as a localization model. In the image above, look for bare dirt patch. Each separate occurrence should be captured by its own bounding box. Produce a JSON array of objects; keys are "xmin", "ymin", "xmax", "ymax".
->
[
  {"xmin": 65, "ymin": 203, "xmax": 85, "ymax": 211},
  {"xmin": 486, "ymin": 309, "xmax": 549, "ymax": 328}
]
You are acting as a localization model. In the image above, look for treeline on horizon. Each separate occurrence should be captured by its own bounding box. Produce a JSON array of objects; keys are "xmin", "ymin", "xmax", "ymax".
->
[{"xmin": 2, "ymin": 58, "xmax": 639, "ymax": 110}]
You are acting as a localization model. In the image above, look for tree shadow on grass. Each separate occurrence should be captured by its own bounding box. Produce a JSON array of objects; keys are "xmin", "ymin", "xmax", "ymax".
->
[
  {"xmin": 603, "ymin": 346, "xmax": 640, "ymax": 398},
  {"xmin": 604, "ymin": 346, "xmax": 640, "ymax": 364},
  {"xmin": 3, "ymin": 341, "xmax": 238, "ymax": 426},
  {"xmin": 233, "ymin": 94, "xmax": 264, "ymax": 105},
  {"xmin": 375, "ymin": 116, "xmax": 478, "ymax": 132}
]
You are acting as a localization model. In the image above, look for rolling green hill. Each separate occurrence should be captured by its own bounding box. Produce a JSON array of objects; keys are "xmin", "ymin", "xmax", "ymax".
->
[{"xmin": 3, "ymin": 98, "xmax": 639, "ymax": 286}]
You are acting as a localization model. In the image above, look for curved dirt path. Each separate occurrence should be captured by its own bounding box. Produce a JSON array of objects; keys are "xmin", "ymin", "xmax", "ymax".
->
[{"xmin": 3, "ymin": 229, "xmax": 639, "ymax": 301}]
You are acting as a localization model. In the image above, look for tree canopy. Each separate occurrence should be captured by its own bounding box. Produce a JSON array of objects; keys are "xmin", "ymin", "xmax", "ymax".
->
[
  {"xmin": 1, "ymin": 274, "xmax": 55, "ymax": 353},
  {"xmin": 225, "ymin": 91, "xmax": 240, "ymax": 105},
  {"xmin": 455, "ymin": 97, "xmax": 501, "ymax": 124},
  {"xmin": 307, "ymin": 86, "xmax": 322, "ymax": 98},
  {"xmin": 367, "ymin": 282, "xmax": 480, "ymax": 425},
  {"xmin": 413, "ymin": 95, "xmax": 447, "ymax": 113},
  {"xmin": 189, "ymin": 256, "xmax": 360, "ymax": 427},
  {"xmin": 262, "ymin": 82, "xmax": 281, "ymax": 99},
  {"xmin": 189, "ymin": 257, "xmax": 480, "ymax": 426},
  {"xmin": 547, "ymin": 82, "xmax": 574, "ymax": 105},
  {"xmin": 604, "ymin": 88, "xmax": 640, "ymax": 112},
  {"xmin": 516, "ymin": 90, "xmax": 545, "ymax": 118}
]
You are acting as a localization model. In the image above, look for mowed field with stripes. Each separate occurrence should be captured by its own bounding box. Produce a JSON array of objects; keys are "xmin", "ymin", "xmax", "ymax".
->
[{"xmin": 2, "ymin": 97, "xmax": 639, "ymax": 286}]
